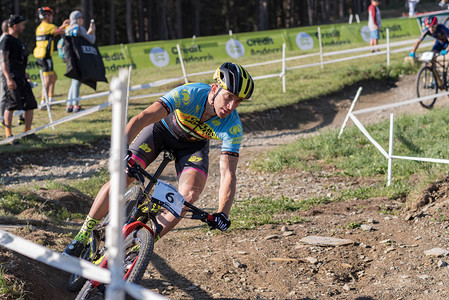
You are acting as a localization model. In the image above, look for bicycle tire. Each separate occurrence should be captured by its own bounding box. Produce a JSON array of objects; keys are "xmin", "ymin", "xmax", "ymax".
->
[
  {"xmin": 416, "ymin": 65, "xmax": 438, "ymax": 109},
  {"xmin": 75, "ymin": 281, "xmax": 105, "ymax": 300},
  {"xmin": 123, "ymin": 226, "xmax": 154, "ymax": 283},
  {"xmin": 70, "ymin": 186, "xmax": 142, "ymax": 293},
  {"xmin": 67, "ymin": 243, "xmax": 93, "ymax": 292},
  {"xmin": 75, "ymin": 228, "xmax": 154, "ymax": 300}
]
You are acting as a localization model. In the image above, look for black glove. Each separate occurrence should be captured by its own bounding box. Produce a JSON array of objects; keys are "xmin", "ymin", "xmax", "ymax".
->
[{"xmin": 208, "ymin": 212, "xmax": 231, "ymax": 231}]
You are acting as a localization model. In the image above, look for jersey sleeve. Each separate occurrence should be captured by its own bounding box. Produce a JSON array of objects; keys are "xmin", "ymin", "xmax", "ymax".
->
[
  {"xmin": 419, "ymin": 28, "xmax": 429, "ymax": 42},
  {"xmin": 217, "ymin": 115, "xmax": 243, "ymax": 155}
]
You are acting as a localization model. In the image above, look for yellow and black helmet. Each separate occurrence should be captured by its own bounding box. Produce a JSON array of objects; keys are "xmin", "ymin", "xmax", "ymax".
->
[{"xmin": 213, "ymin": 62, "xmax": 254, "ymax": 99}]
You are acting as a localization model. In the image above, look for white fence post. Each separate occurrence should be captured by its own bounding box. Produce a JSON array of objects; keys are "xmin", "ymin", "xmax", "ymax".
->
[
  {"xmin": 282, "ymin": 43, "xmax": 286, "ymax": 93},
  {"xmin": 39, "ymin": 70, "xmax": 55, "ymax": 129},
  {"xmin": 176, "ymin": 44, "xmax": 189, "ymax": 84},
  {"xmin": 387, "ymin": 28, "xmax": 390, "ymax": 67},
  {"xmin": 387, "ymin": 114, "xmax": 394, "ymax": 186},
  {"xmin": 105, "ymin": 68, "xmax": 128, "ymax": 300},
  {"xmin": 338, "ymin": 86, "xmax": 363, "ymax": 139},
  {"xmin": 318, "ymin": 27, "xmax": 324, "ymax": 70}
]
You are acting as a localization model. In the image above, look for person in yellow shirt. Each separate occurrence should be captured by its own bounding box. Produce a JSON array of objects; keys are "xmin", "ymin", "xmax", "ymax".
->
[{"xmin": 33, "ymin": 7, "xmax": 69, "ymax": 109}]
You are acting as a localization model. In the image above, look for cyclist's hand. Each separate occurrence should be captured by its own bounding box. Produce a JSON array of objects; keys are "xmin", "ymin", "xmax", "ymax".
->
[
  {"xmin": 207, "ymin": 212, "xmax": 231, "ymax": 231},
  {"xmin": 442, "ymin": 50, "xmax": 448, "ymax": 56},
  {"xmin": 409, "ymin": 52, "xmax": 415, "ymax": 58}
]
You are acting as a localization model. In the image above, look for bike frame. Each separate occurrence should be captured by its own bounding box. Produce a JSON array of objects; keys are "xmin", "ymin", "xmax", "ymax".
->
[
  {"xmin": 79, "ymin": 150, "xmax": 213, "ymax": 293},
  {"xmin": 427, "ymin": 54, "xmax": 448, "ymax": 89}
]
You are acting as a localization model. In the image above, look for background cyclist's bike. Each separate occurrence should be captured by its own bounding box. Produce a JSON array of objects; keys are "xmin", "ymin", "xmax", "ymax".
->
[
  {"xmin": 70, "ymin": 151, "xmax": 214, "ymax": 299},
  {"xmin": 415, "ymin": 51, "xmax": 448, "ymax": 109}
]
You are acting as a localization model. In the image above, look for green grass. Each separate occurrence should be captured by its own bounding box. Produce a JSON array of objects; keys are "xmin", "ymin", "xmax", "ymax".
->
[{"xmin": 0, "ymin": 265, "xmax": 26, "ymax": 299}]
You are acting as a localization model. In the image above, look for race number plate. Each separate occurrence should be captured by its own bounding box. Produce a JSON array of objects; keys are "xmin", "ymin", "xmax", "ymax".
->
[
  {"xmin": 152, "ymin": 180, "xmax": 185, "ymax": 219},
  {"xmin": 421, "ymin": 51, "xmax": 434, "ymax": 62}
]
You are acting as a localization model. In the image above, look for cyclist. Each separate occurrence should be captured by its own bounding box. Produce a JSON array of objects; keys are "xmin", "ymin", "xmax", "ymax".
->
[
  {"xmin": 410, "ymin": 16, "xmax": 449, "ymax": 58},
  {"xmin": 63, "ymin": 62, "xmax": 255, "ymax": 257}
]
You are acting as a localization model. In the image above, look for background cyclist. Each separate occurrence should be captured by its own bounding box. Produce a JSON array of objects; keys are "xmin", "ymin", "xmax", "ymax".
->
[
  {"xmin": 63, "ymin": 62, "xmax": 255, "ymax": 257},
  {"xmin": 410, "ymin": 15, "xmax": 449, "ymax": 58}
]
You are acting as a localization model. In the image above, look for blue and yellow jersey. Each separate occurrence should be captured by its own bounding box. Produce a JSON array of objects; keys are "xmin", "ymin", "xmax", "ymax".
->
[
  {"xmin": 33, "ymin": 21, "xmax": 58, "ymax": 59},
  {"xmin": 159, "ymin": 83, "xmax": 243, "ymax": 155}
]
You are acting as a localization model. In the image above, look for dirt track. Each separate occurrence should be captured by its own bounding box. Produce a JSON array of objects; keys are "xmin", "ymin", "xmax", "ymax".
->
[{"xmin": 2, "ymin": 74, "xmax": 449, "ymax": 299}]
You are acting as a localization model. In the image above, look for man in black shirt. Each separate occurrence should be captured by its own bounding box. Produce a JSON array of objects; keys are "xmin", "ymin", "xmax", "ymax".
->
[{"xmin": 0, "ymin": 15, "xmax": 39, "ymax": 143}]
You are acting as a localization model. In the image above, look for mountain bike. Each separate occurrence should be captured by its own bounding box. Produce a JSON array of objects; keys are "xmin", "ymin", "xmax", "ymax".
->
[
  {"xmin": 415, "ymin": 51, "xmax": 448, "ymax": 109},
  {"xmin": 70, "ymin": 150, "xmax": 214, "ymax": 299}
]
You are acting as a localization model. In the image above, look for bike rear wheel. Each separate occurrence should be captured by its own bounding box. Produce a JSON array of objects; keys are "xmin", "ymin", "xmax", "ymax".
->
[
  {"xmin": 75, "ymin": 228, "xmax": 154, "ymax": 300},
  {"xmin": 416, "ymin": 65, "xmax": 438, "ymax": 109}
]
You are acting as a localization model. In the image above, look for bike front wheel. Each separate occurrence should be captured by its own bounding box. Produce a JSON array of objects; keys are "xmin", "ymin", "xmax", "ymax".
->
[
  {"xmin": 416, "ymin": 65, "xmax": 438, "ymax": 109},
  {"xmin": 123, "ymin": 227, "xmax": 154, "ymax": 283},
  {"xmin": 75, "ymin": 227, "xmax": 154, "ymax": 300}
]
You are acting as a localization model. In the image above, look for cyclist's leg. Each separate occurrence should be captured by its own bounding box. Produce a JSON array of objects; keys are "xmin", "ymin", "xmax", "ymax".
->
[
  {"xmin": 156, "ymin": 140, "xmax": 209, "ymax": 237},
  {"xmin": 63, "ymin": 123, "xmax": 164, "ymax": 255},
  {"xmin": 89, "ymin": 122, "xmax": 165, "ymax": 220}
]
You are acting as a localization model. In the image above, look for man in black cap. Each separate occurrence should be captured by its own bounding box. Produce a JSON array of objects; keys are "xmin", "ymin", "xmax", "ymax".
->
[{"xmin": 0, "ymin": 15, "xmax": 40, "ymax": 144}]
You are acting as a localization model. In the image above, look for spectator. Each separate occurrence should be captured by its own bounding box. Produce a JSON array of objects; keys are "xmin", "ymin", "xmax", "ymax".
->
[
  {"xmin": 368, "ymin": 0, "xmax": 382, "ymax": 52},
  {"xmin": 0, "ymin": 19, "xmax": 8, "ymax": 129},
  {"xmin": 408, "ymin": 0, "xmax": 419, "ymax": 17},
  {"xmin": 33, "ymin": 7, "xmax": 69, "ymax": 110},
  {"xmin": 65, "ymin": 10, "xmax": 96, "ymax": 113},
  {"xmin": 0, "ymin": 15, "xmax": 41, "ymax": 144}
]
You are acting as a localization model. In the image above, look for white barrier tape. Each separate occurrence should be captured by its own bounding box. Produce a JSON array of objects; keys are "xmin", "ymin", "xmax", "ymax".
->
[
  {"xmin": 129, "ymin": 91, "xmax": 167, "ymax": 101},
  {"xmin": 125, "ymin": 282, "xmax": 167, "ymax": 300},
  {"xmin": 38, "ymin": 91, "xmax": 111, "ymax": 110},
  {"xmin": 0, "ymin": 101, "xmax": 110, "ymax": 145},
  {"xmin": 349, "ymin": 113, "xmax": 389, "ymax": 158},
  {"xmin": 0, "ymin": 230, "xmax": 167, "ymax": 299},
  {"xmin": 353, "ymin": 90, "xmax": 449, "ymax": 115},
  {"xmin": 391, "ymin": 155, "xmax": 449, "ymax": 164},
  {"xmin": 253, "ymin": 73, "xmax": 282, "ymax": 80},
  {"xmin": 0, "ymin": 230, "xmax": 111, "ymax": 283},
  {"xmin": 129, "ymin": 77, "xmax": 184, "ymax": 92}
]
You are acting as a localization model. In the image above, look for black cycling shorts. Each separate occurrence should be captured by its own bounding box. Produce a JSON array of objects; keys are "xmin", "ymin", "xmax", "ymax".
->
[
  {"xmin": 129, "ymin": 121, "xmax": 209, "ymax": 178},
  {"xmin": 2, "ymin": 77, "xmax": 37, "ymax": 111},
  {"xmin": 36, "ymin": 57, "xmax": 55, "ymax": 73}
]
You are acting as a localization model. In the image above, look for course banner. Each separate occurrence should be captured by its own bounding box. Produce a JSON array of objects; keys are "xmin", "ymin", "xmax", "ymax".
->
[{"xmin": 25, "ymin": 17, "xmax": 421, "ymax": 81}]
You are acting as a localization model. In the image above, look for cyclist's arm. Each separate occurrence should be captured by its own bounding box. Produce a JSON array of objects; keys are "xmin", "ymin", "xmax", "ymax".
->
[
  {"xmin": 217, "ymin": 154, "xmax": 239, "ymax": 217},
  {"xmin": 125, "ymin": 101, "xmax": 168, "ymax": 145},
  {"xmin": 411, "ymin": 39, "xmax": 422, "ymax": 54}
]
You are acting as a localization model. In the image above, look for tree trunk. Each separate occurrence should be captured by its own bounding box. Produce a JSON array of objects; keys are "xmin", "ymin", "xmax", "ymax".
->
[
  {"xmin": 109, "ymin": 0, "xmax": 115, "ymax": 45},
  {"xmin": 258, "ymin": 0, "xmax": 268, "ymax": 31},
  {"xmin": 192, "ymin": 0, "xmax": 200, "ymax": 37},
  {"xmin": 126, "ymin": 0, "xmax": 135, "ymax": 43},
  {"xmin": 338, "ymin": 0, "xmax": 345, "ymax": 19},
  {"xmin": 175, "ymin": 0, "xmax": 182, "ymax": 39},
  {"xmin": 321, "ymin": 0, "xmax": 330, "ymax": 23},
  {"xmin": 157, "ymin": 0, "xmax": 168, "ymax": 40},
  {"xmin": 137, "ymin": 0, "xmax": 145, "ymax": 41},
  {"xmin": 147, "ymin": 0, "xmax": 153, "ymax": 41},
  {"xmin": 307, "ymin": 0, "xmax": 317, "ymax": 25},
  {"xmin": 14, "ymin": 0, "xmax": 19, "ymax": 13}
]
